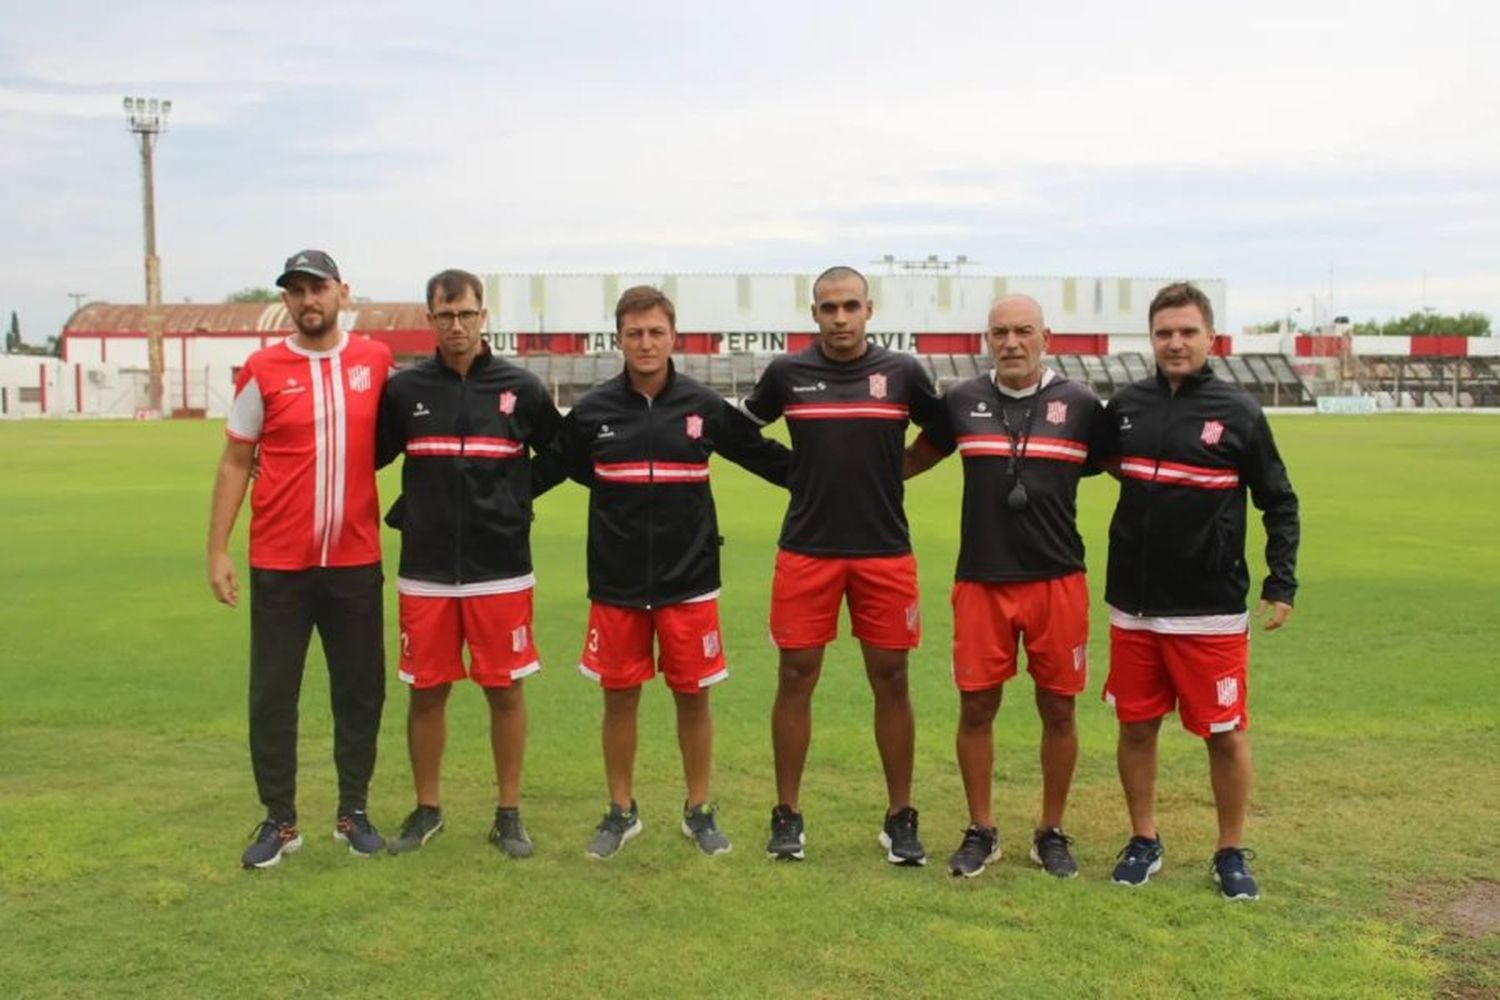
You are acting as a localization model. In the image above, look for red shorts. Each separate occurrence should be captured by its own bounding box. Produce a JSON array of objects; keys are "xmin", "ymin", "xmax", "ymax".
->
[
  {"xmin": 1104, "ymin": 626, "xmax": 1249, "ymax": 737},
  {"xmin": 950, "ymin": 573, "xmax": 1089, "ymax": 695},
  {"xmin": 397, "ymin": 590, "xmax": 540, "ymax": 689},
  {"xmin": 578, "ymin": 598, "xmax": 728, "ymax": 694},
  {"xmin": 769, "ymin": 549, "xmax": 920, "ymax": 651}
]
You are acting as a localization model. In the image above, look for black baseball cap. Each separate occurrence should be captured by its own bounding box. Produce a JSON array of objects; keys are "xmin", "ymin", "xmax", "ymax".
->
[{"xmin": 275, "ymin": 249, "xmax": 341, "ymax": 287}]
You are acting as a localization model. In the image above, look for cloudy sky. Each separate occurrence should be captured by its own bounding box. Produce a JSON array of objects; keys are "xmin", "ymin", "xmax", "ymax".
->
[{"xmin": 3, "ymin": 0, "xmax": 1497, "ymax": 340}]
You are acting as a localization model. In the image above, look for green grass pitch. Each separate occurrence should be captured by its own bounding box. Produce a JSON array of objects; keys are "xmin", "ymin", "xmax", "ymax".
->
[{"xmin": 0, "ymin": 414, "xmax": 1496, "ymax": 998}]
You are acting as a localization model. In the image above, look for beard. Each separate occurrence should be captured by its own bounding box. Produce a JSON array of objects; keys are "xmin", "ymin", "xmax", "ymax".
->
[{"xmin": 294, "ymin": 308, "xmax": 339, "ymax": 339}]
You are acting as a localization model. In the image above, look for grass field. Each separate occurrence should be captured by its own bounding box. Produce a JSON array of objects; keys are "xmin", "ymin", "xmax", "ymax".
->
[{"xmin": 1, "ymin": 414, "xmax": 1497, "ymax": 999}]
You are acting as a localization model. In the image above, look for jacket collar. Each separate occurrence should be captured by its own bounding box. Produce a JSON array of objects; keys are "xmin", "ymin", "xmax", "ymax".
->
[
  {"xmin": 432, "ymin": 340, "xmax": 493, "ymax": 376},
  {"xmin": 619, "ymin": 356, "xmax": 677, "ymax": 398},
  {"xmin": 1154, "ymin": 363, "xmax": 1214, "ymax": 394}
]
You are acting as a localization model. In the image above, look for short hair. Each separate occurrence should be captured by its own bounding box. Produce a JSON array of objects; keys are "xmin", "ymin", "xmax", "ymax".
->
[
  {"xmin": 1148, "ymin": 282, "xmax": 1214, "ymax": 332},
  {"xmin": 614, "ymin": 285, "xmax": 676, "ymax": 332},
  {"xmin": 426, "ymin": 269, "xmax": 484, "ymax": 309},
  {"xmin": 812, "ymin": 266, "xmax": 869, "ymax": 300}
]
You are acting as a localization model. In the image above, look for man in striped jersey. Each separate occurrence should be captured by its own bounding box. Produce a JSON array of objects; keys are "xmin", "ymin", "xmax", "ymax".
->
[
  {"xmin": 905, "ymin": 295, "xmax": 1112, "ymax": 880},
  {"xmin": 739, "ymin": 266, "xmax": 945, "ymax": 865},
  {"xmin": 1101, "ymin": 282, "xmax": 1299, "ymax": 900},
  {"xmin": 208, "ymin": 250, "xmax": 393, "ymax": 869}
]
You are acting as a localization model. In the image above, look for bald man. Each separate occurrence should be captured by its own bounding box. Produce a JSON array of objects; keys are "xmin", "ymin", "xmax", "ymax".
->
[{"xmin": 906, "ymin": 295, "xmax": 1112, "ymax": 879}]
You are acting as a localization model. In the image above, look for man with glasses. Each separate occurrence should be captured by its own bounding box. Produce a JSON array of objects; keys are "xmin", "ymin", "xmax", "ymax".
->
[
  {"xmin": 209, "ymin": 249, "xmax": 393, "ymax": 869},
  {"xmin": 377, "ymin": 269, "xmax": 562, "ymax": 859}
]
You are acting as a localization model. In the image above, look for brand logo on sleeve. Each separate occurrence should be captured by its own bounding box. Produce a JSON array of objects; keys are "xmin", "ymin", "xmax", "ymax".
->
[
  {"xmin": 1046, "ymin": 400, "xmax": 1068, "ymax": 424},
  {"xmin": 869, "ymin": 373, "xmax": 888, "ymax": 399},
  {"xmin": 1201, "ymin": 420, "xmax": 1225, "ymax": 446},
  {"xmin": 685, "ymin": 413, "xmax": 703, "ymax": 439},
  {"xmin": 347, "ymin": 365, "xmax": 371, "ymax": 392},
  {"xmin": 498, "ymin": 390, "xmax": 516, "ymax": 415}
]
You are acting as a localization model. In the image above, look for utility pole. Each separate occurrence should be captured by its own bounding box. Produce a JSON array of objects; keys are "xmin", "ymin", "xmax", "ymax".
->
[
  {"xmin": 122, "ymin": 96, "xmax": 172, "ymax": 413},
  {"xmin": 67, "ymin": 292, "xmax": 89, "ymax": 315}
]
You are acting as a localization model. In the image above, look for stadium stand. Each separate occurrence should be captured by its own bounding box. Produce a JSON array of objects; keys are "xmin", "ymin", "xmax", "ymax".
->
[{"xmin": 1354, "ymin": 355, "xmax": 1500, "ymax": 408}]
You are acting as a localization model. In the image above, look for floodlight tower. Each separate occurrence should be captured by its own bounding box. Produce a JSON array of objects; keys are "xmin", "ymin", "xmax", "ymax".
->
[{"xmin": 122, "ymin": 96, "xmax": 172, "ymax": 413}]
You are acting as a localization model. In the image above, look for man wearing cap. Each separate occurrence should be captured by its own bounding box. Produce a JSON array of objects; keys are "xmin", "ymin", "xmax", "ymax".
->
[{"xmin": 208, "ymin": 250, "xmax": 394, "ymax": 869}]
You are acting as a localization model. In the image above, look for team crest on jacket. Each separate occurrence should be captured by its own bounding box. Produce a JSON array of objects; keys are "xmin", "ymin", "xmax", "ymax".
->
[
  {"xmin": 498, "ymin": 390, "xmax": 516, "ymax": 415},
  {"xmin": 1200, "ymin": 420, "xmax": 1225, "ymax": 446},
  {"xmin": 1046, "ymin": 400, "xmax": 1068, "ymax": 424},
  {"xmin": 347, "ymin": 365, "xmax": 371, "ymax": 393},
  {"xmin": 685, "ymin": 413, "xmax": 704, "ymax": 439},
  {"xmin": 869, "ymin": 373, "xmax": 887, "ymax": 399}
]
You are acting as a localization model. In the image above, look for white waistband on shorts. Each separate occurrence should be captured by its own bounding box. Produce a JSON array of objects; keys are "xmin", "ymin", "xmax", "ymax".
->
[
  {"xmin": 397, "ymin": 573, "xmax": 536, "ymax": 597},
  {"xmin": 1108, "ymin": 605, "xmax": 1249, "ymax": 635}
]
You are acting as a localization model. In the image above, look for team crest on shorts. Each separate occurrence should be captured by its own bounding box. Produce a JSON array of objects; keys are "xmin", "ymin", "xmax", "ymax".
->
[
  {"xmin": 701, "ymin": 629, "xmax": 721, "ymax": 658},
  {"xmin": 347, "ymin": 365, "xmax": 371, "ymax": 393},
  {"xmin": 498, "ymin": 390, "xmax": 516, "ymax": 415},
  {"xmin": 869, "ymin": 373, "xmax": 888, "ymax": 399},
  {"xmin": 1216, "ymin": 676, "xmax": 1238, "ymax": 707},
  {"xmin": 905, "ymin": 603, "xmax": 920, "ymax": 632},
  {"xmin": 512, "ymin": 625, "xmax": 529, "ymax": 652},
  {"xmin": 685, "ymin": 413, "xmax": 704, "ymax": 439},
  {"xmin": 1046, "ymin": 400, "xmax": 1068, "ymax": 425},
  {"xmin": 1200, "ymin": 420, "xmax": 1225, "ymax": 446}
]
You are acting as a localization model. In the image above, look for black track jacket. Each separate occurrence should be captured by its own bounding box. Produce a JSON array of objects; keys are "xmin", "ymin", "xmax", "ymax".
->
[
  {"xmin": 1104, "ymin": 367, "xmax": 1299, "ymax": 617},
  {"xmin": 550, "ymin": 363, "xmax": 790, "ymax": 608},
  {"xmin": 376, "ymin": 346, "xmax": 561, "ymax": 585}
]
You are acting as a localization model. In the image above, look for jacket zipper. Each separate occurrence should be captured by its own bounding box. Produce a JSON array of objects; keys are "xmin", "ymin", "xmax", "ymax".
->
[
  {"xmin": 1139, "ymin": 385, "xmax": 1174, "ymax": 613},
  {"xmin": 643, "ymin": 393, "xmax": 656, "ymax": 609},
  {"xmin": 454, "ymin": 368, "xmax": 470, "ymax": 584}
]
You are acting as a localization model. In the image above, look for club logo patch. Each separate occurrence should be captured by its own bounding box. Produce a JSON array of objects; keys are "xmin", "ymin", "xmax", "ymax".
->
[
  {"xmin": 869, "ymin": 373, "xmax": 888, "ymax": 400},
  {"xmin": 1072, "ymin": 643, "xmax": 1087, "ymax": 672},
  {"xmin": 1047, "ymin": 400, "xmax": 1068, "ymax": 425},
  {"xmin": 512, "ymin": 625, "xmax": 529, "ymax": 653},
  {"xmin": 347, "ymin": 365, "xmax": 371, "ymax": 393},
  {"xmin": 498, "ymin": 390, "xmax": 516, "ymax": 415},
  {"xmin": 1216, "ymin": 676, "xmax": 1238, "ymax": 707},
  {"xmin": 685, "ymin": 414, "xmax": 703, "ymax": 439},
  {"xmin": 701, "ymin": 629, "xmax": 721, "ymax": 658},
  {"xmin": 1201, "ymin": 420, "xmax": 1225, "ymax": 446},
  {"xmin": 905, "ymin": 603, "xmax": 920, "ymax": 632}
]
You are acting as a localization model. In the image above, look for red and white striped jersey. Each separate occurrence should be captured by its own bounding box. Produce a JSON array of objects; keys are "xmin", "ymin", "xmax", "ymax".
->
[{"xmin": 226, "ymin": 334, "xmax": 393, "ymax": 570}]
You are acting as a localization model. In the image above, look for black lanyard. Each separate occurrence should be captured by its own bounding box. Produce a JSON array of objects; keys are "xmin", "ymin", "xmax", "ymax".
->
[{"xmin": 999, "ymin": 393, "xmax": 1035, "ymax": 511}]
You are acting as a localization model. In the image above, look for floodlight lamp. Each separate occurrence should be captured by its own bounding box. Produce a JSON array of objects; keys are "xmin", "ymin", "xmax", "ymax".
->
[
  {"xmin": 162, "ymin": 100, "xmax": 172, "ymax": 116},
  {"xmin": 927, "ymin": 254, "xmax": 938, "ymax": 263},
  {"xmin": 148, "ymin": 98, "xmax": 158, "ymax": 114},
  {"xmin": 123, "ymin": 96, "xmax": 133, "ymax": 112}
]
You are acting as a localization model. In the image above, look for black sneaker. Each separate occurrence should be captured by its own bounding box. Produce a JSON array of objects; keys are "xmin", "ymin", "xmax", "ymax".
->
[
  {"xmin": 1030, "ymin": 827, "xmax": 1079, "ymax": 879},
  {"xmin": 879, "ymin": 806, "xmax": 927, "ymax": 866},
  {"xmin": 388, "ymin": 805, "xmax": 444, "ymax": 855},
  {"xmin": 489, "ymin": 806, "xmax": 534, "ymax": 859},
  {"xmin": 334, "ymin": 810, "xmax": 385, "ymax": 857},
  {"xmin": 681, "ymin": 802, "xmax": 731, "ymax": 856},
  {"xmin": 586, "ymin": 801, "xmax": 642, "ymax": 860},
  {"xmin": 1112, "ymin": 834, "xmax": 1164, "ymax": 886},
  {"xmin": 241, "ymin": 817, "xmax": 302, "ymax": 869},
  {"xmin": 1211, "ymin": 847, "xmax": 1261, "ymax": 901},
  {"xmin": 947, "ymin": 824, "xmax": 1001, "ymax": 878},
  {"xmin": 765, "ymin": 803, "xmax": 805, "ymax": 861}
]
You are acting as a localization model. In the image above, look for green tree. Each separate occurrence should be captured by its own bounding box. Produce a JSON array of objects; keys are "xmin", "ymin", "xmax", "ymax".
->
[
  {"xmin": 5, "ymin": 310, "xmax": 18, "ymax": 352},
  {"xmin": 225, "ymin": 287, "xmax": 280, "ymax": 303}
]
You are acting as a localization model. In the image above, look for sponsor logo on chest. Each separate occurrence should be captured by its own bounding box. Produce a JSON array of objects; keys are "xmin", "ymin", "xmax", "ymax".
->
[
  {"xmin": 412, "ymin": 401, "xmax": 430, "ymax": 418},
  {"xmin": 791, "ymin": 381, "xmax": 827, "ymax": 393},
  {"xmin": 969, "ymin": 400, "xmax": 993, "ymax": 418},
  {"xmin": 280, "ymin": 376, "xmax": 306, "ymax": 396},
  {"xmin": 597, "ymin": 423, "xmax": 615, "ymax": 440}
]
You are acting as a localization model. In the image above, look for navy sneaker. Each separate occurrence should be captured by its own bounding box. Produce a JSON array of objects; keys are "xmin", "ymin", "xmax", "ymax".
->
[
  {"xmin": 766, "ymin": 804, "xmax": 805, "ymax": 861},
  {"xmin": 586, "ymin": 801, "xmax": 642, "ymax": 860},
  {"xmin": 334, "ymin": 810, "xmax": 385, "ymax": 857},
  {"xmin": 947, "ymin": 824, "xmax": 1001, "ymax": 878},
  {"xmin": 879, "ymin": 806, "xmax": 927, "ymax": 866},
  {"xmin": 1030, "ymin": 827, "xmax": 1079, "ymax": 879},
  {"xmin": 1211, "ymin": 847, "xmax": 1261, "ymax": 901},
  {"xmin": 1112, "ymin": 834, "xmax": 1164, "ymax": 886},
  {"xmin": 241, "ymin": 818, "xmax": 302, "ymax": 869}
]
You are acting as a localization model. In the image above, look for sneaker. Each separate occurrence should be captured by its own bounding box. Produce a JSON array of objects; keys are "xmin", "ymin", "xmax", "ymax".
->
[
  {"xmin": 1112, "ymin": 834, "xmax": 1164, "ymax": 886},
  {"xmin": 1211, "ymin": 847, "xmax": 1261, "ymax": 901},
  {"xmin": 241, "ymin": 818, "xmax": 302, "ymax": 869},
  {"xmin": 586, "ymin": 801, "xmax": 642, "ymax": 860},
  {"xmin": 1030, "ymin": 827, "xmax": 1079, "ymax": 879},
  {"xmin": 681, "ymin": 802, "xmax": 732, "ymax": 856},
  {"xmin": 879, "ymin": 806, "xmax": 927, "ymax": 866},
  {"xmin": 765, "ymin": 803, "xmax": 805, "ymax": 861},
  {"xmin": 388, "ymin": 805, "xmax": 444, "ymax": 855},
  {"xmin": 947, "ymin": 824, "xmax": 1001, "ymax": 878},
  {"xmin": 489, "ymin": 806, "xmax": 534, "ymax": 859},
  {"xmin": 334, "ymin": 810, "xmax": 385, "ymax": 857}
]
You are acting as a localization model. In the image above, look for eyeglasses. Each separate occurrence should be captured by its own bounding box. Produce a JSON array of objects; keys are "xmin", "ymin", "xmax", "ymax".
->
[{"xmin": 432, "ymin": 309, "xmax": 482, "ymax": 328}]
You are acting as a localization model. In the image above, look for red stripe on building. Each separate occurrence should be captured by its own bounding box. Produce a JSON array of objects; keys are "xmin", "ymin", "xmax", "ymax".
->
[{"xmin": 1410, "ymin": 336, "xmax": 1470, "ymax": 357}]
